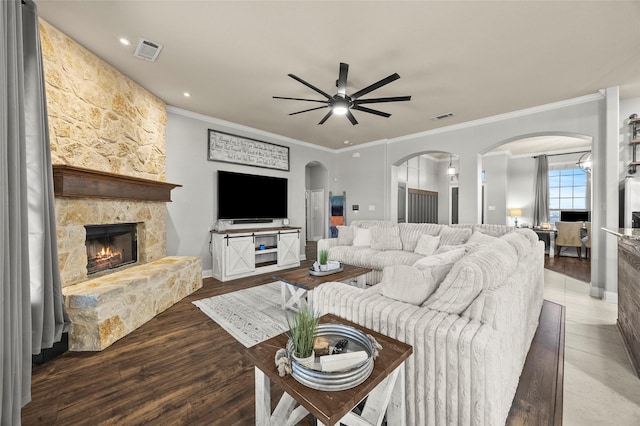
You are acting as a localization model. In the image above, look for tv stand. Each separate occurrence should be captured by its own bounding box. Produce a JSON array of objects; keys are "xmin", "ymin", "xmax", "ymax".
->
[{"xmin": 210, "ymin": 227, "xmax": 301, "ymax": 282}]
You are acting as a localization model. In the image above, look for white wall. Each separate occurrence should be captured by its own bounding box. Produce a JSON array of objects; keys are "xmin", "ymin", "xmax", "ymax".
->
[
  {"xmin": 483, "ymin": 153, "xmax": 509, "ymax": 225},
  {"xmin": 331, "ymin": 143, "xmax": 389, "ymax": 223},
  {"xmin": 165, "ymin": 107, "xmax": 332, "ymax": 276},
  {"xmin": 165, "ymin": 93, "xmax": 638, "ymax": 297}
]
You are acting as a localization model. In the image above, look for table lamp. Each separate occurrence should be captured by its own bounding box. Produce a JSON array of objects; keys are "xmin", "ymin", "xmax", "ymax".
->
[{"xmin": 508, "ymin": 208, "xmax": 523, "ymax": 227}]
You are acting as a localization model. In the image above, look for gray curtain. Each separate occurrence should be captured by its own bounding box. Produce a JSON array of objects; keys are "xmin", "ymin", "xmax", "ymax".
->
[
  {"xmin": 23, "ymin": 0, "xmax": 69, "ymax": 354},
  {"xmin": 533, "ymin": 155, "xmax": 550, "ymax": 226},
  {"xmin": 1, "ymin": 1, "xmax": 69, "ymax": 423}
]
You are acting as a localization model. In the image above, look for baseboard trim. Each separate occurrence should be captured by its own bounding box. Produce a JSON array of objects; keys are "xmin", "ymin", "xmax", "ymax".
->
[
  {"xmin": 603, "ymin": 291, "xmax": 619, "ymax": 304},
  {"xmin": 589, "ymin": 285, "xmax": 604, "ymax": 299},
  {"xmin": 202, "ymin": 269, "xmax": 213, "ymax": 279}
]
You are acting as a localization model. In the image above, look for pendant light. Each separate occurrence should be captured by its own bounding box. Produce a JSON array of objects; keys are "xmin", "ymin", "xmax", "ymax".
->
[{"xmin": 447, "ymin": 155, "xmax": 457, "ymax": 176}]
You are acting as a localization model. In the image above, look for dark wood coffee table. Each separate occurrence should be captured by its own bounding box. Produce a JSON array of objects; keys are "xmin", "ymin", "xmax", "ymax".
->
[
  {"xmin": 246, "ymin": 313, "xmax": 413, "ymax": 425},
  {"xmin": 273, "ymin": 263, "xmax": 371, "ymax": 311}
]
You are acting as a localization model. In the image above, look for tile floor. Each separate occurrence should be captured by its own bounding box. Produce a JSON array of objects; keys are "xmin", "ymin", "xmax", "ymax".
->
[{"xmin": 543, "ymin": 269, "xmax": 640, "ymax": 425}]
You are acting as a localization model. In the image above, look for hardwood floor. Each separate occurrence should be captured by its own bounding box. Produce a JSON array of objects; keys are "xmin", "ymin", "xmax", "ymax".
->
[
  {"xmin": 22, "ymin": 241, "xmax": 563, "ymax": 425},
  {"xmin": 544, "ymin": 254, "xmax": 591, "ymax": 283}
]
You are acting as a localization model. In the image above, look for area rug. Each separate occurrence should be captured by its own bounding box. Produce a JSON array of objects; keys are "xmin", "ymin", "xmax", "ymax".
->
[{"xmin": 192, "ymin": 282, "xmax": 289, "ymax": 347}]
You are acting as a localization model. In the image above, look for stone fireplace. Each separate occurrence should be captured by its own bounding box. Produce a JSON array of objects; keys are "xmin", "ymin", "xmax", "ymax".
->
[
  {"xmin": 53, "ymin": 165, "xmax": 179, "ymax": 288},
  {"xmin": 54, "ymin": 166, "xmax": 202, "ymax": 351},
  {"xmin": 85, "ymin": 223, "xmax": 137, "ymax": 275}
]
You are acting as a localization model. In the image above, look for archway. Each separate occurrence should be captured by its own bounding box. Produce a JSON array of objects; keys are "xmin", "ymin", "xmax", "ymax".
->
[
  {"xmin": 304, "ymin": 162, "xmax": 328, "ymax": 251},
  {"xmin": 392, "ymin": 151, "xmax": 459, "ymax": 224}
]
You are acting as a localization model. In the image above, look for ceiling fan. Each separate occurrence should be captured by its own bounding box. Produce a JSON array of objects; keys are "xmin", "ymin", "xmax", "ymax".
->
[{"xmin": 273, "ymin": 62, "xmax": 411, "ymax": 125}]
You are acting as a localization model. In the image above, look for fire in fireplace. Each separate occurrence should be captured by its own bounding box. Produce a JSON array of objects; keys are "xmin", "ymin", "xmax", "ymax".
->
[{"xmin": 85, "ymin": 223, "xmax": 137, "ymax": 275}]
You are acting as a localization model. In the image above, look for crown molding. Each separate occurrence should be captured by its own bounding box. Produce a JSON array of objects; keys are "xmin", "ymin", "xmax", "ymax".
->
[
  {"xmin": 166, "ymin": 105, "xmax": 335, "ymax": 153},
  {"xmin": 388, "ymin": 92, "xmax": 604, "ymax": 145}
]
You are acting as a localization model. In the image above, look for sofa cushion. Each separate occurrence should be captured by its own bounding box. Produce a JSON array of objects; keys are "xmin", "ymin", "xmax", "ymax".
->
[
  {"xmin": 328, "ymin": 246, "xmax": 377, "ymax": 267},
  {"xmin": 467, "ymin": 230, "xmax": 499, "ymax": 244},
  {"xmin": 371, "ymin": 225, "xmax": 402, "ymax": 251},
  {"xmin": 336, "ymin": 225, "xmax": 354, "ymax": 246},
  {"xmin": 422, "ymin": 261, "xmax": 484, "ymax": 313},
  {"xmin": 414, "ymin": 234, "xmax": 440, "ymax": 256},
  {"xmin": 472, "ymin": 224, "xmax": 514, "ymax": 237},
  {"xmin": 424, "ymin": 239, "xmax": 518, "ymax": 313},
  {"xmin": 370, "ymin": 250, "xmax": 424, "ymax": 270},
  {"xmin": 413, "ymin": 246, "xmax": 466, "ymax": 270},
  {"xmin": 353, "ymin": 227, "xmax": 372, "ymax": 247},
  {"xmin": 499, "ymin": 231, "xmax": 531, "ymax": 258},
  {"xmin": 398, "ymin": 223, "xmax": 443, "ymax": 251},
  {"xmin": 328, "ymin": 246, "xmax": 422, "ymax": 271},
  {"xmin": 439, "ymin": 226, "xmax": 472, "ymax": 247},
  {"xmin": 379, "ymin": 265, "xmax": 441, "ymax": 305}
]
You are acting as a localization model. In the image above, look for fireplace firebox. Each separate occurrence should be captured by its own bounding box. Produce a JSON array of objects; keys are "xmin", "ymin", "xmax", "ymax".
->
[{"xmin": 85, "ymin": 223, "xmax": 137, "ymax": 275}]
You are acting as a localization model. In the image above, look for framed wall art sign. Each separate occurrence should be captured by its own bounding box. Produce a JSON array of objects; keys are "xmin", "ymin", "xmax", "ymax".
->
[{"xmin": 207, "ymin": 129, "xmax": 290, "ymax": 171}]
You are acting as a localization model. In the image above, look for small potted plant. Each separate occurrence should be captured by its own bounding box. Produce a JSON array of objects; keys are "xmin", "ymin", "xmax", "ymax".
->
[
  {"xmin": 287, "ymin": 307, "xmax": 319, "ymax": 368},
  {"xmin": 319, "ymin": 249, "xmax": 329, "ymax": 271}
]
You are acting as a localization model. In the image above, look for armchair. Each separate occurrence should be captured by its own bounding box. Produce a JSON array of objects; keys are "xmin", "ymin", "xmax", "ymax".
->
[
  {"xmin": 555, "ymin": 221, "xmax": 584, "ymax": 258},
  {"xmin": 584, "ymin": 222, "xmax": 591, "ymax": 259}
]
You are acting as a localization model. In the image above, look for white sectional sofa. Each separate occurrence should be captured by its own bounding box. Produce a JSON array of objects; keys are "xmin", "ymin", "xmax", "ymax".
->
[{"xmin": 312, "ymin": 221, "xmax": 545, "ymax": 426}]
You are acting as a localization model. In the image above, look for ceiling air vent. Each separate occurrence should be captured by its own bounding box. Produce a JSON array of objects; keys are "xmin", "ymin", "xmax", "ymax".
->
[
  {"xmin": 133, "ymin": 38, "xmax": 163, "ymax": 62},
  {"xmin": 431, "ymin": 112, "xmax": 454, "ymax": 121}
]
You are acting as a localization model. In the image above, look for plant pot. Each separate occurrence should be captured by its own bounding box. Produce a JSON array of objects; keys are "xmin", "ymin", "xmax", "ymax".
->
[
  {"xmin": 292, "ymin": 353, "xmax": 315, "ymax": 369},
  {"xmin": 319, "ymin": 264, "xmax": 328, "ymax": 271}
]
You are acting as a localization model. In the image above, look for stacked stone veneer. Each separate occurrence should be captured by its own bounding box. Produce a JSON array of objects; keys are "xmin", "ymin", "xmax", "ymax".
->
[
  {"xmin": 40, "ymin": 21, "xmax": 203, "ymax": 350},
  {"xmin": 40, "ymin": 19, "xmax": 169, "ymax": 288},
  {"xmin": 56, "ymin": 198, "xmax": 166, "ymax": 286},
  {"xmin": 40, "ymin": 19, "xmax": 167, "ymax": 181}
]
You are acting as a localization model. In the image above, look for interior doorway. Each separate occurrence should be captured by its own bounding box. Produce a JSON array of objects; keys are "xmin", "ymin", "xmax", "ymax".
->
[
  {"xmin": 306, "ymin": 189, "xmax": 325, "ymax": 241},
  {"xmin": 304, "ymin": 162, "xmax": 328, "ymax": 249},
  {"xmin": 451, "ymin": 187, "xmax": 459, "ymax": 224}
]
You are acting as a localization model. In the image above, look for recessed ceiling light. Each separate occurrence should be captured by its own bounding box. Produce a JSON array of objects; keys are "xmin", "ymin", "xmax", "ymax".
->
[
  {"xmin": 183, "ymin": 92, "xmax": 191, "ymax": 98},
  {"xmin": 119, "ymin": 38, "xmax": 131, "ymax": 46},
  {"xmin": 344, "ymin": 140, "xmax": 350, "ymax": 145}
]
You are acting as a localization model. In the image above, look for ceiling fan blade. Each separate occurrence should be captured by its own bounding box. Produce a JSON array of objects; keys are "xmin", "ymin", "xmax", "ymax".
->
[
  {"xmin": 351, "ymin": 73, "xmax": 401, "ymax": 100},
  {"xmin": 318, "ymin": 110, "xmax": 333, "ymax": 125},
  {"xmin": 353, "ymin": 96, "xmax": 411, "ymax": 104},
  {"xmin": 346, "ymin": 110, "xmax": 358, "ymax": 125},
  {"xmin": 290, "ymin": 106, "xmax": 329, "ymax": 115},
  {"xmin": 288, "ymin": 74, "xmax": 332, "ymax": 99},
  {"xmin": 337, "ymin": 62, "xmax": 349, "ymax": 96},
  {"xmin": 273, "ymin": 96, "xmax": 328, "ymax": 103},
  {"xmin": 352, "ymin": 105, "xmax": 391, "ymax": 118}
]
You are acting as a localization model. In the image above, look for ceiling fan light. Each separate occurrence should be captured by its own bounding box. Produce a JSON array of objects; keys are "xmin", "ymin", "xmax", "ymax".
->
[
  {"xmin": 577, "ymin": 152, "xmax": 592, "ymax": 173},
  {"xmin": 333, "ymin": 105, "xmax": 348, "ymax": 115}
]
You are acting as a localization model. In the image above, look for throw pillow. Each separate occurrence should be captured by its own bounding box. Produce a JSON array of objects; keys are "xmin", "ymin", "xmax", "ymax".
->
[
  {"xmin": 414, "ymin": 234, "xmax": 441, "ymax": 256},
  {"xmin": 352, "ymin": 227, "xmax": 372, "ymax": 247},
  {"xmin": 467, "ymin": 231, "xmax": 499, "ymax": 245},
  {"xmin": 422, "ymin": 261, "xmax": 484, "ymax": 313},
  {"xmin": 336, "ymin": 226, "xmax": 354, "ymax": 246},
  {"xmin": 370, "ymin": 226, "xmax": 402, "ymax": 251},
  {"xmin": 379, "ymin": 265, "xmax": 440, "ymax": 306},
  {"xmin": 438, "ymin": 226, "xmax": 472, "ymax": 247},
  {"xmin": 413, "ymin": 246, "xmax": 466, "ymax": 270}
]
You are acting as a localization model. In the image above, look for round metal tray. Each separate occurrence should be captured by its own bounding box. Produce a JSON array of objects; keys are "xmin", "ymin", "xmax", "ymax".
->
[{"xmin": 287, "ymin": 323, "xmax": 374, "ymax": 391}]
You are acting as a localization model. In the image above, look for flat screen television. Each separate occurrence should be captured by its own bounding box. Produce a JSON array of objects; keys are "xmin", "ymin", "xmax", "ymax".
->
[
  {"xmin": 560, "ymin": 210, "xmax": 590, "ymax": 222},
  {"xmin": 217, "ymin": 171, "xmax": 288, "ymax": 220}
]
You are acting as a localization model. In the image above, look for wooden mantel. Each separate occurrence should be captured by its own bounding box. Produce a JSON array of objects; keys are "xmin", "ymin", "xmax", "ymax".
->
[{"xmin": 52, "ymin": 165, "xmax": 182, "ymax": 202}]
